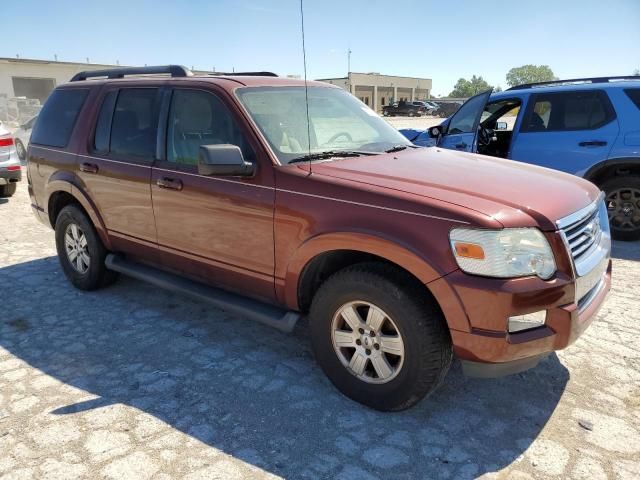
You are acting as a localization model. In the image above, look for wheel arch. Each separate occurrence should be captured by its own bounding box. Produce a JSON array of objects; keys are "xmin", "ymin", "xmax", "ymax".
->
[
  {"xmin": 584, "ymin": 157, "xmax": 640, "ymax": 186},
  {"xmin": 284, "ymin": 232, "xmax": 453, "ymax": 313},
  {"xmin": 45, "ymin": 177, "xmax": 111, "ymax": 250}
]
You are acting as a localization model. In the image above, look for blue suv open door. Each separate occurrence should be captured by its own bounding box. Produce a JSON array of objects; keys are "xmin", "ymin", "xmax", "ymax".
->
[{"xmin": 437, "ymin": 90, "xmax": 492, "ymax": 152}]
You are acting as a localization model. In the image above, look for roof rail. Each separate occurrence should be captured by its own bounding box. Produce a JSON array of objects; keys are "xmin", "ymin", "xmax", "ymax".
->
[
  {"xmin": 507, "ymin": 75, "xmax": 640, "ymax": 90},
  {"xmin": 70, "ymin": 65, "xmax": 193, "ymax": 82},
  {"xmin": 208, "ymin": 71, "xmax": 278, "ymax": 77}
]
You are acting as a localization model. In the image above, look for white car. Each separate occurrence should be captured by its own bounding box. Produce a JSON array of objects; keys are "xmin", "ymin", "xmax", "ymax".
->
[
  {"xmin": 0, "ymin": 121, "xmax": 21, "ymax": 197},
  {"xmin": 13, "ymin": 115, "xmax": 37, "ymax": 161}
]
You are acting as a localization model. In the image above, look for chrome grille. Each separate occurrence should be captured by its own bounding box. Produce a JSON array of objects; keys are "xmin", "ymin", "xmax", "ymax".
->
[{"xmin": 561, "ymin": 207, "xmax": 602, "ymax": 262}]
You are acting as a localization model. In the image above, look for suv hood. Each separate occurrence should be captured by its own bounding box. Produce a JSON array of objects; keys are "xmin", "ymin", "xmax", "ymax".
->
[{"xmin": 311, "ymin": 148, "xmax": 600, "ymax": 230}]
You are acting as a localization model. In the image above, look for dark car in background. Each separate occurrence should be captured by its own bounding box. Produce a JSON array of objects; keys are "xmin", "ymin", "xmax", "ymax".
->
[
  {"xmin": 432, "ymin": 101, "xmax": 463, "ymax": 118},
  {"xmin": 382, "ymin": 100, "xmax": 425, "ymax": 117}
]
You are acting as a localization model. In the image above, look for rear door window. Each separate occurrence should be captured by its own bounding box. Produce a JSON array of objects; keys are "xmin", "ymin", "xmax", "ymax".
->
[
  {"xmin": 625, "ymin": 89, "xmax": 640, "ymax": 109},
  {"xmin": 521, "ymin": 90, "xmax": 615, "ymax": 132},
  {"xmin": 109, "ymin": 88, "xmax": 160, "ymax": 159},
  {"xmin": 30, "ymin": 88, "xmax": 89, "ymax": 147}
]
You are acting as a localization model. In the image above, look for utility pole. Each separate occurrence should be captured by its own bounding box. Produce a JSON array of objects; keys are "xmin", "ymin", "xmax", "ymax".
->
[{"xmin": 347, "ymin": 48, "xmax": 352, "ymax": 94}]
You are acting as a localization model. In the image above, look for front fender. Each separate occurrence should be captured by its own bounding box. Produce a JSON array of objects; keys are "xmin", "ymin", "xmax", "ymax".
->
[{"xmin": 281, "ymin": 231, "xmax": 450, "ymax": 311}]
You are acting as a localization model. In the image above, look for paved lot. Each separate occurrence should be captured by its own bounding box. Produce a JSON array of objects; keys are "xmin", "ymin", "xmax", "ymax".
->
[
  {"xmin": 385, "ymin": 116, "xmax": 444, "ymax": 131},
  {"xmin": 1, "ymin": 181, "xmax": 639, "ymax": 480}
]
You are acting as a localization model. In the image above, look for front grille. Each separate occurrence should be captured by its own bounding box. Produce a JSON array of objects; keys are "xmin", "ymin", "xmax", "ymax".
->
[{"xmin": 560, "ymin": 205, "xmax": 602, "ymax": 262}]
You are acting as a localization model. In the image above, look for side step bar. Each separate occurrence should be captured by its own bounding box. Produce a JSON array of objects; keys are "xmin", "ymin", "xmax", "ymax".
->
[{"xmin": 105, "ymin": 254, "xmax": 300, "ymax": 333}]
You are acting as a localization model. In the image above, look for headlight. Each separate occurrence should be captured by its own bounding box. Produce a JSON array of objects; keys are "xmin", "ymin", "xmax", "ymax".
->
[{"xmin": 449, "ymin": 228, "xmax": 556, "ymax": 279}]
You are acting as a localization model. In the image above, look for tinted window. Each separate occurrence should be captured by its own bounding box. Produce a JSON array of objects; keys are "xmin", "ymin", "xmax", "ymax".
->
[
  {"xmin": 447, "ymin": 92, "xmax": 489, "ymax": 134},
  {"xmin": 167, "ymin": 89, "xmax": 254, "ymax": 165},
  {"xmin": 30, "ymin": 88, "xmax": 88, "ymax": 147},
  {"xmin": 522, "ymin": 90, "xmax": 614, "ymax": 132},
  {"xmin": 94, "ymin": 91, "xmax": 117, "ymax": 153},
  {"xmin": 110, "ymin": 88, "xmax": 159, "ymax": 159},
  {"xmin": 625, "ymin": 89, "xmax": 640, "ymax": 109}
]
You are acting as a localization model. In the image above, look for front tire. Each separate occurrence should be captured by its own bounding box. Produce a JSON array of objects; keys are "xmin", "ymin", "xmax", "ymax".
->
[
  {"xmin": 308, "ymin": 263, "xmax": 452, "ymax": 411},
  {"xmin": 602, "ymin": 175, "xmax": 640, "ymax": 241},
  {"xmin": 55, "ymin": 204, "xmax": 118, "ymax": 290},
  {"xmin": 0, "ymin": 183, "xmax": 16, "ymax": 197}
]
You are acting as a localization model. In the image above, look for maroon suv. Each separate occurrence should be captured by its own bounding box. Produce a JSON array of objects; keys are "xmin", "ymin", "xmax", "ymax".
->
[{"xmin": 27, "ymin": 65, "xmax": 611, "ymax": 411}]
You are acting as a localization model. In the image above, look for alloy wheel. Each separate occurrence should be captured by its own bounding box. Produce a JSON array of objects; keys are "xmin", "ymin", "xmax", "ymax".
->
[
  {"xmin": 331, "ymin": 301, "xmax": 405, "ymax": 384},
  {"xmin": 606, "ymin": 187, "xmax": 640, "ymax": 232},
  {"xmin": 64, "ymin": 223, "xmax": 90, "ymax": 274}
]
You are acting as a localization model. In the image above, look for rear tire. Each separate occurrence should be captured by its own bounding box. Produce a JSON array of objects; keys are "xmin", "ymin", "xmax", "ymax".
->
[
  {"xmin": 15, "ymin": 139, "xmax": 26, "ymax": 160},
  {"xmin": 55, "ymin": 204, "xmax": 118, "ymax": 290},
  {"xmin": 0, "ymin": 183, "xmax": 16, "ymax": 197},
  {"xmin": 601, "ymin": 175, "xmax": 640, "ymax": 241},
  {"xmin": 308, "ymin": 262, "xmax": 452, "ymax": 411}
]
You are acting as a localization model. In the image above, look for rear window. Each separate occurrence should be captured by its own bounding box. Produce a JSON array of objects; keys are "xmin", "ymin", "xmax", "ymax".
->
[
  {"xmin": 30, "ymin": 88, "xmax": 89, "ymax": 147},
  {"xmin": 625, "ymin": 89, "xmax": 640, "ymax": 109}
]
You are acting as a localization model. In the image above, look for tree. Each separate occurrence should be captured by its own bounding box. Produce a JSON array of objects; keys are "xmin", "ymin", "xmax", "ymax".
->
[
  {"xmin": 634, "ymin": 69, "xmax": 640, "ymax": 76},
  {"xmin": 449, "ymin": 75, "xmax": 493, "ymax": 97},
  {"xmin": 506, "ymin": 65, "xmax": 556, "ymax": 87}
]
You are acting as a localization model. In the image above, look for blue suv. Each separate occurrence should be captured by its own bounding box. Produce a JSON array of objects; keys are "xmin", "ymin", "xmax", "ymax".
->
[{"xmin": 400, "ymin": 77, "xmax": 640, "ymax": 241}]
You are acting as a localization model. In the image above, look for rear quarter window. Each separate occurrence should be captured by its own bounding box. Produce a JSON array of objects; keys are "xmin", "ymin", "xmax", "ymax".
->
[
  {"xmin": 30, "ymin": 88, "xmax": 89, "ymax": 148},
  {"xmin": 625, "ymin": 89, "xmax": 640, "ymax": 109}
]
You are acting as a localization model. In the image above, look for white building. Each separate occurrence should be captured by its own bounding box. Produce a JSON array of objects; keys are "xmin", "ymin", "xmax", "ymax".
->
[{"xmin": 317, "ymin": 72, "xmax": 432, "ymax": 113}]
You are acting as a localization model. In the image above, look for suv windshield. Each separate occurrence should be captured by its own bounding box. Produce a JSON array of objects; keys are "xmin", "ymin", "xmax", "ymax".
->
[{"xmin": 236, "ymin": 86, "xmax": 412, "ymax": 164}]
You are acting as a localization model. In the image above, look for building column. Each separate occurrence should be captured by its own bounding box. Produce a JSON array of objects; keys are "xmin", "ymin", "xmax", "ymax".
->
[
  {"xmin": 411, "ymin": 87, "xmax": 415, "ymax": 101},
  {"xmin": 373, "ymin": 85, "xmax": 378, "ymax": 112},
  {"xmin": 393, "ymin": 86, "xmax": 398, "ymax": 104},
  {"xmin": 351, "ymin": 83, "xmax": 356, "ymax": 96}
]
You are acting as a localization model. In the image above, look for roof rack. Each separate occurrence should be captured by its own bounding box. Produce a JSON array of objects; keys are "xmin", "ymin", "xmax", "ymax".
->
[
  {"xmin": 70, "ymin": 65, "xmax": 193, "ymax": 82},
  {"xmin": 507, "ymin": 75, "xmax": 640, "ymax": 90},
  {"xmin": 208, "ymin": 71, "xmax": 278, "ymax": 77}
]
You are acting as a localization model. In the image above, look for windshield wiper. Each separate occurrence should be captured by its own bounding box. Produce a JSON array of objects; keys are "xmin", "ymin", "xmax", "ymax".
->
[
  {"xmin": 288, "ymin": 150, "xmax": 379, "ymax": 164},
  {"xmin": 384, "ymin": 145, "xmax": 417, "ymax": 153}
]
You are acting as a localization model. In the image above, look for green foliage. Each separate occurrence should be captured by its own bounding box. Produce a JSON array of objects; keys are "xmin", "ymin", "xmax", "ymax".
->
[
  {"xmin": 449, "ymin": 75, "xmax": 493, "ymax": 97},
  {"xmin": 506, "ymin": 65, "xmax": 556, "ymax": 87}
]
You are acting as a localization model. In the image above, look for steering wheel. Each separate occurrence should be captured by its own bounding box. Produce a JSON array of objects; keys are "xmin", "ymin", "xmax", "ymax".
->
[
  {"xmin": 326, "ymin": 132, "xmax": 353, "ymax": 144},
  {"xmin": 477, "ymin": 126, "xmax": 494, "ymax": 146}
]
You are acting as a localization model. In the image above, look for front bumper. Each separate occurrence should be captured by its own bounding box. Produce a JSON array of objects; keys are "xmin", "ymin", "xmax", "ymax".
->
[{"xmin": 428, "ymin": 226, "xmax": 611, "ymax": 378}]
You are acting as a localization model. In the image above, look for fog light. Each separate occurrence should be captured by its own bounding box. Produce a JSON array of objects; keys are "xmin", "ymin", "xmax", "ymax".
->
[{"xmin": 508, "ymin": 310, "xmax": 546, "ymax": 333}]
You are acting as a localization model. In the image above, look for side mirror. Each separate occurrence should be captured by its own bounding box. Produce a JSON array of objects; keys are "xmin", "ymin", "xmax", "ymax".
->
[
  {"xmin": 428, "ymin": 125, "xmax": 443, "ymax": 138},
  {"xmin": 198, "ymin": 144, "xmax": 255, "ymax": 176},
  {"xmin": 495, "ymin": 121, "xmax": 508, "ymax": 131}
]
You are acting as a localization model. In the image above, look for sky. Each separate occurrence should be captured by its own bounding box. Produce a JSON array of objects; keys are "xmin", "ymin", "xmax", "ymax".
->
[{"xmin": 1, "ymin": 0, "xmax": 639, "ymax": 96}]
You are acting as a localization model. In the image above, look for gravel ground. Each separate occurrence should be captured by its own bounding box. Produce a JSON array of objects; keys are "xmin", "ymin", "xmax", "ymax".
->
[{"xmin": 1, "ymin": 181, "xmax": 639, "ymax": 480}]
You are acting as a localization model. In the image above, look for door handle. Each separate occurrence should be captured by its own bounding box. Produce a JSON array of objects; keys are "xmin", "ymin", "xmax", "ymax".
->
[
  {"xmin": 578, "ymin": 140, "xmax": 607, "ymax": 147},
  {"xmin": 79, "ymin": 162, "xmax": 99, "ymax": 173},
  {"xmin": 455, "ymin": 142, "xmax": 467, "ymax": 149},
  {"xmin": 157, "ymin": 177, "xmax": 183, "ymax": 191}
]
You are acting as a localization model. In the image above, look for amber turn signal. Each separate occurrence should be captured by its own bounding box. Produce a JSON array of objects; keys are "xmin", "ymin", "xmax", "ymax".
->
[{"xmin": 453, "ymin": 242, "xmax": 485, "ymax": 260}]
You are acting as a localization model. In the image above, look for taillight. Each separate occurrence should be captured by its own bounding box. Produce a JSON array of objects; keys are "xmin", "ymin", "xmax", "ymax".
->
[
  {"xmin": 6, "ymin": 166, "xmax": 21, "ymax": 171},
  {"xmin": 0, "ymin": 137, "xmax": 14, "ymax": 147}
]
